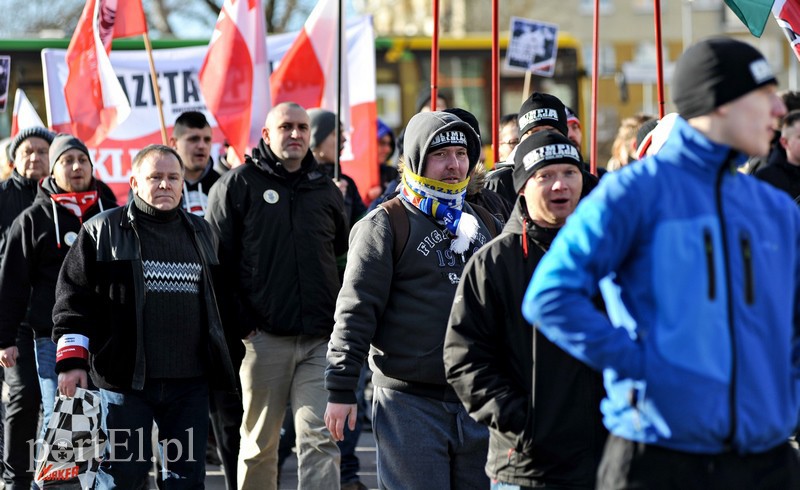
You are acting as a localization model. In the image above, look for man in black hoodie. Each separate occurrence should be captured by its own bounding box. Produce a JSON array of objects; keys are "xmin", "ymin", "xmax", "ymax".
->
[
  {"xmin": 0, "ymin": 126, "xmax": 53, "ymax": 490},
  {"xmin": 0, "ymin": 134, "xmax": 116, "ymax": 447},
  {"xmin": 206, "ymin": 102, "xmax": 347, "ymax": 490},
  {"xmin": 444, "ymin": 131, "xmax": 607, "ymax": 489}
]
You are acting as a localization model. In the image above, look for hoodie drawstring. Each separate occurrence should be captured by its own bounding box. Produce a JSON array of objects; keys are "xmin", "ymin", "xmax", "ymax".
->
[
  {"xmin": 51, "ymin": 200, "xmax": 62, "ymax": 249},
  {"xmin": 521, "ymin": 217, "xmax": 529, "ymax": 259}
]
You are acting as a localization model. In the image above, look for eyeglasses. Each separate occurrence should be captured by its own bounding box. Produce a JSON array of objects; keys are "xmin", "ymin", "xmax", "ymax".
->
[{"xmin": 499, "ymin": 139, "xmax": 520, "ymax": 146}]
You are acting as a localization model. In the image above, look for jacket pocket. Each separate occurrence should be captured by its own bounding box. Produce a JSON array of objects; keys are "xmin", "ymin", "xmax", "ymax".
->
[
  {"xmin": 740, "ymin": 233, "xmax": 754, "ymax": 305},
  {"xmin": 703, "ymin": 228, "xmax": 716, "ymax": 300}
]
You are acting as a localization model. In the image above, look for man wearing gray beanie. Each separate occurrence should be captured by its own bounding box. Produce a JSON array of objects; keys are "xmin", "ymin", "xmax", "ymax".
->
[
  {"xmin": 326, "ymin": 111, "xmax": 497, "ymax": 489},
  {"xmin": 0, "ymin": 125, "xmax": 53, "ymax": 489},
  {"xmin": 524, "ymin": 36, "xmax": 800, "ymax": 488}
]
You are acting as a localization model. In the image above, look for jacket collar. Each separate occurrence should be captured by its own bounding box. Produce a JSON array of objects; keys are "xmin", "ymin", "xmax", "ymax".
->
[
  {"xmin": 656, "ymin": 115, "xmax": 747, "ymax": 176},
  {"xmin": 9, "ymin": 169, "xmax": 39, "ymax": 190},
  {"xmin": 120, "ymin": 200, "xmax": 196, "ymax": 232},
  {"xmin": 249, "ymin": 139, "xmax": 323, "ymax": 182},
  {"xmin": 504, "ymin": 198, "xmax": 561, "ymax": 247}
]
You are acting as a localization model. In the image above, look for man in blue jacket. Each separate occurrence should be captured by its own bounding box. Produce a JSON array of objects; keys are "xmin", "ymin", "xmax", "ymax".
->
[{"xmin": 524, "ymin": 37, "xmax": 800, "ymax": 488}]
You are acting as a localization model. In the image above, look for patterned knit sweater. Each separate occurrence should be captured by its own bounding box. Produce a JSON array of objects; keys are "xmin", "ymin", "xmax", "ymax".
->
[{"xmin": 134, "ymin": 196, "xmax": 205, "ymax": 379}]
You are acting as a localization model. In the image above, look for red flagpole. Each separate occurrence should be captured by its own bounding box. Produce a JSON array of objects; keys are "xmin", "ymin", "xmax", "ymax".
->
[
  {"xmin": 431, "ymin": 0, "xmax": 440, "ymax": 109},
  {"xmin": 590, "ymin": 0, "xmax": 600, "ymax": 175},
  {"xmin": 653, "ymin": 0, "xmax": 665, "ymax": 118},
  {"xmin": 491, "ymin": 0, "xmax": 500, "ymax": 164}
]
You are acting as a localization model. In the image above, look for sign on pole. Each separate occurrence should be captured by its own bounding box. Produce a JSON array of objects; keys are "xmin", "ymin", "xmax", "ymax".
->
[{"xmin": 505, "ymin": 17, "xmax": 559, "ymax": 77}]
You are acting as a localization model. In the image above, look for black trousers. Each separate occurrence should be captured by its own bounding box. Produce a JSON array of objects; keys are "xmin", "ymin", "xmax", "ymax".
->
[
  {"xmin": 209, "ymin": 389, "xmax": 243, "ymax": 490},
  {"xmin": 3, "ymin": 326, "xmax": 40, "ymax": 490},
  {"xmin": 598, "ymin": 434, "xmax": 800, "ymax": 490}
]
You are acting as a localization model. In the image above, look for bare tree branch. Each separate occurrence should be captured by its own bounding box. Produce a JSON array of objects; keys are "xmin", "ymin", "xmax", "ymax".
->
[{"xmin": 150, "ymin": 0, "xmax": 175, "ymax": 37}]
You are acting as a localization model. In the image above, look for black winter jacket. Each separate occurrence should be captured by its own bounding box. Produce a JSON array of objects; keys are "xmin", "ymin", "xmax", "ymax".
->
[
  {"xmin": 0, "ymin": 170, "xmax": 39, "ymax": 262},
  {"xmin": 444, "ymin": 201, "xmax": 607, "ymax": 488},
  {"xmin": 52, "ymin": 202, "xmax": 237, "ymax": 393},
  {"xmin": 0, "ymin": 177, "xmax": 116, "ymax": 345},
  {"xmin": 205, "ymin": 141, "xmax": 348, "ymax": 339}
]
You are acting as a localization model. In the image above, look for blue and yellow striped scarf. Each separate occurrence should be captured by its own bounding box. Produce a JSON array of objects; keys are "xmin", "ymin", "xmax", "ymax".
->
[{"xmin": 401, "ymin": 168, "xmax": 479, "ymax": 253}]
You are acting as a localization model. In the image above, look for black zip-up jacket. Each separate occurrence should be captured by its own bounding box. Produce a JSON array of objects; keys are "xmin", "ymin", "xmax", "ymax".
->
[
  {"xmin": 444, "ymin": 201, "xmax": 607, "ymax": 488},
  {"xmin": 205, "ymin": 141, "xmax": 348, "ymax": 339},
  {"xmin": 0, "ymin": 170, "xmax": 39, "ymax": 262},
  {"xmin": 0, "ymin": 177, "xmax": 116, "ymax": 345},
  {"xmin": 52, "ymin": 202, "xmax": 238, "ymax": 393}
]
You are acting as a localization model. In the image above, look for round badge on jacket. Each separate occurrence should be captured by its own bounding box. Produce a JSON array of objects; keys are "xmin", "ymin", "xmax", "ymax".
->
[
  {"xmin": 263, "ymin": 189, "xmax": 279, "ymax": 204},
  {"xmin": 64, "ymin": 231, "xmax": 78, "ymax": 247}
]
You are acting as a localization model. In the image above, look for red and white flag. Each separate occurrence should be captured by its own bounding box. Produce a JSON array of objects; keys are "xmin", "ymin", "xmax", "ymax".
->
[
  {"xmin": 774, "ymin": 0, "xmax": 800, "ymax": 61},
  {"xmin": 11, "ymin": 89, "xmax": 45, "ymax": 138},
  {"xmin": 199, "ymin": 0, "xmax": 270, "ymax": 162},
  {"xmin": 270, "ymin": 0, "xmax": 350, "ymax": 126},
  {"xmin": 64, "ymin": 0, "xmax": 147, "ymax": 147}
]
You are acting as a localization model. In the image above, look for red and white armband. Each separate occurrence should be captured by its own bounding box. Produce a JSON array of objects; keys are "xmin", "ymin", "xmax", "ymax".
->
[{"xmin": 56, "ymin": 334, "xmax": 89, "ymax": 363}]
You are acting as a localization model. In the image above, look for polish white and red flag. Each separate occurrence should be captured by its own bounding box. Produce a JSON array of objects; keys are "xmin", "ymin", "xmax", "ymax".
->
[
  {"xmin": 774, "ymin": 0, "xmax": 800, "ymax": 61},
  {"xmin": 199, "ymin": 0, "xmax": 270, "ymax": 164},
  {"xmin": 64, "ymin": 0, "xmax": 147, "ymax": 147},
  {"xmin": 10, "ymin": 89, "xmax": 46, "ymax": 138},
  {"xmin": 270, "ymin": 3, "xmax": 380, "ymax": 201},
  {"xmin": 270, "ymin": 0, "xmax": 351, "ymax": 127}
]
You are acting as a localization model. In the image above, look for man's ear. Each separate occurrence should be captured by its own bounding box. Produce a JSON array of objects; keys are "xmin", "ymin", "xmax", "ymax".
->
[
  {"xmin": 780, "ymin": 136, "xmax": 789, "ymax": 151},
  {"xmin": 262, "ymin": 127, "xmax": 270, "ymax": 145},
  {"xmin": 168, "ymin": 136, "xmax": 177, "ymax": 148},
  {"xmin": 129, "ymin": 173, "xmax": 138, "ymax": 196}
]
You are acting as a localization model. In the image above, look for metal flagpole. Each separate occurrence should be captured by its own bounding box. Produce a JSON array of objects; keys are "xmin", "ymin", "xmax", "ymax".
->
[
  {"xmin": 335, "ymin": 0, "xmax": 343, "ymax": 181},
  {"xmin": 590, "ymin": 0, "xmax": 600, "ymax": 175},
  {"xmin": 431, "ymin": 0, "xmax": 440, "ymax": 109},
  {"xmin": 492, "ymin": 0, "xmax": 500, "ymax": 164},
  {"xmin": 653, "ymin": 0, "xmax": 666, "ymax": 118}
]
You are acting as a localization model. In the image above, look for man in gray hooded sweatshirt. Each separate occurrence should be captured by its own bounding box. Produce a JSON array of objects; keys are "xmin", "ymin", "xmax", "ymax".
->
[{"xmin": 325, "ymin": 111, "xmax": 494, "ymax": 489}]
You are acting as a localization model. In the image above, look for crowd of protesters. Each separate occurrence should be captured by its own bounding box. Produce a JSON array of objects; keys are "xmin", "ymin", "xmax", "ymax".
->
[{"xmin": 0, "ymin": 35, "xmax": 800, "ymax": 490}]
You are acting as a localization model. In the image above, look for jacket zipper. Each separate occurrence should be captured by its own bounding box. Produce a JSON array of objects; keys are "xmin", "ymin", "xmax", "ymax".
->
[
  {"xmin": 703, "ymin": 229, "xmax": 716, "ymax": 300},
  {"xmin": 716, "ymin": 155, "xmax": 737, "ymax": 449},
  {"xmin": 740, "ymin": 234, "xmax": 754, "ymax": 305}
]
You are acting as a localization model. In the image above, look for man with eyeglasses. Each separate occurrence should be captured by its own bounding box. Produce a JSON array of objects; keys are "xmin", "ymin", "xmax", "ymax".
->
[
  {"xmin": 0, "ymin": 126, "xmax": 54, "ymax": 489},
  {"xmin": 497, "ymin": 113, "xmax": 520, "ymax": 162}
]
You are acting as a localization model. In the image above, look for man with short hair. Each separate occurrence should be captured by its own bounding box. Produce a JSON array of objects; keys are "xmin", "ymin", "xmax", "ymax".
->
[
  {"xmin": 325, "ymin": 111, "xmax": 495, "ymax": 489},
  {"xmin": 497, "ymin": 113, "xmax": 519, "ymax": 162},
  {"xmin": 0, "ymin": 134, "xmax": 116, "ymax": 441},
  {"xmin": 0, "ymin": 126, "xmax": 54, "ymax": 490},
  {"xmin": 755, "ymin": 109, "xmax": 800, "ymax": 200},
  {"xmin": 565, "ymin": 106, "xmax": 583, "ymax": 148},
  {"xmin": 525, "ymin": 37, "xmax": 800, "ymax": 488},
  {"xmin": 207, "ymin": 101, "xmax": 347, "ymax": 490},
  {"xmin": 53, "ymin": 144, "xmax": 238, "ymax": 488},
  {"xmin": 445, "ymin": 131, "xmax": 607, "ymax": 490},
  {"xmin": 169, "ymin": 111, "xmax": 220, "ymax": 216}
]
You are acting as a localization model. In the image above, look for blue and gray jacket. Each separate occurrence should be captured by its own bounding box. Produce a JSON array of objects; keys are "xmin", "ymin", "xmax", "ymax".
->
[{"xmin": 523, "ymin": 115, "xmax": 800, "ymax": 454}]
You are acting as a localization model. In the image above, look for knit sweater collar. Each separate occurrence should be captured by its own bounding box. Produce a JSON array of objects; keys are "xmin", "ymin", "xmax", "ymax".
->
[{"xmin": 133, "ymin": 194, "xmax": 179, "ymax": 222}]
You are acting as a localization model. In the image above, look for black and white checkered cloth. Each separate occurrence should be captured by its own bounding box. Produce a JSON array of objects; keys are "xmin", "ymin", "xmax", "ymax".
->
[{"xmin": 35, "ymin": 388, "xmax": 107, "ymax": 489}]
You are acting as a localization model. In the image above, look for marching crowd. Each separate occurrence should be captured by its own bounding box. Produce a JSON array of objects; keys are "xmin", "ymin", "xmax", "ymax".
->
[{"xmin": 0, "ymin": 35, "xmax": 800, "ymax": 490}]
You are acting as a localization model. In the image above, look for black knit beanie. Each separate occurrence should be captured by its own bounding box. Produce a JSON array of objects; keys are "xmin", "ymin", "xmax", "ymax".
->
[
  {"xmin": 513, "ymin": 131, "xmax": 582, "ymax": 193},
  {"xmin": 308, "ymin": 108, "xmax": 338, "ymax": 149},
  {"xmin": 518, "ymin": 92, "xmax": 568, "ymax": 138},
  {"xmin": 49, "ymin": 134, "xmax": 92, "ymax": 174},
  {"xmin": 673, "ymin": 37, "xmax": 777, "ymax": 119},
  {"xmin": 8, "ymin": 127, "xmax": 55, "ymax": 162}
]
